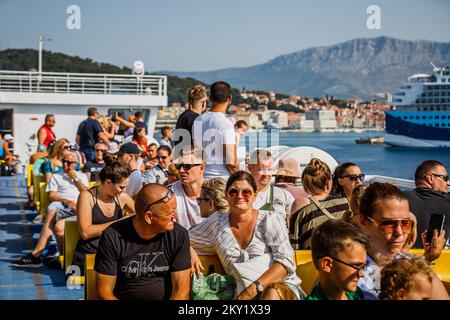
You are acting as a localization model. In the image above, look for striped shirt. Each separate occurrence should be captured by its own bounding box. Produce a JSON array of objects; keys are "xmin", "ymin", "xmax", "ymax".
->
[
  {"xmin": 189, "ymin": 210, "xmax": 301, "ymax": 287},
  {"xmin": 289, "ymin": 195, "xmax": 349, "ymax": 249}
]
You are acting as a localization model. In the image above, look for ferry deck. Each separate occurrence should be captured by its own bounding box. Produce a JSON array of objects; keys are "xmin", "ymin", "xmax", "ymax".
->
[{"xmin": 0, "ymin": 174, "xmax": 83, "ymax": 300}]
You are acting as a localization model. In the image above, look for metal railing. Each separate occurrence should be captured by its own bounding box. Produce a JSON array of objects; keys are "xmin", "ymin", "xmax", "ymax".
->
[{"xmin": 0, "ymin": 70, "xmax": 167, "ymax": 96}]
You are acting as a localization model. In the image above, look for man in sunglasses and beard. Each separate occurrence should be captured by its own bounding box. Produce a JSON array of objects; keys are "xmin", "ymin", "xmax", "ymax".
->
[
  {"xmin": 404, "ymin": 160, "xmax": 450, "ymax": 249},
  {"xmin": 12, "ymin": 151, "xmax": 89, "ymax": 268},
  {"xmin": 95, "ymin": 183, "xmax": 191, "ymax": 300},
  {"xmin": 168, "ymin": 148, "xmax": 205, "ymax": 230}
]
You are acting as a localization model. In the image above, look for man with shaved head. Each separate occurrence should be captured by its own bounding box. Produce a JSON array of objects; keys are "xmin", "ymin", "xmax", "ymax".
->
[{"xmin": 95, "ymin": 183, "xmax": 191, "ymax": 300}]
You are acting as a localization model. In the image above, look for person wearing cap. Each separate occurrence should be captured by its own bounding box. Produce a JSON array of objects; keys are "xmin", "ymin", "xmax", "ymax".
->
[
  {"xmin": 273, "ymin": 157, "xmax": 308, "ymax": 200},
  {"xmin": 94, "ymin": 183, "xmax": 191, "ymax": 300},
  {"xmin": 37, "ymin": 114, "xmax": 57, "ymax": 152},
  {"xmin": 247, "ymin": 149, "xmax": 295, "ymax": 223},
  {"xmin": 76, "ymin": 107, "xmax": 110, "ymax": 162},
  {"xmin": 117, "ymin": 142, "xmax": 142, "ymax": 198}
]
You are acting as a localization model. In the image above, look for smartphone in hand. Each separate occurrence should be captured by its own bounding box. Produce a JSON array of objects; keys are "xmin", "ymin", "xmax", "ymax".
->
[{"xmin": 425, "ymin": 214, "xmax": 445, "ymax": 244}]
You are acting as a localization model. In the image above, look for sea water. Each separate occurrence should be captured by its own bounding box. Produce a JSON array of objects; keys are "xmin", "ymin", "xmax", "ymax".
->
[{"xmin": 244, "ymin": 131, "xmax": 450, "ymax": 180}]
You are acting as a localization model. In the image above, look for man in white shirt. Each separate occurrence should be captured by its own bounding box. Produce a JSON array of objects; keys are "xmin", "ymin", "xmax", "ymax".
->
[
  {"xmin": 192, "ymin": 81, "xmax": 238, "ymax": 180},
  {"xmin": 247, "ymin": 149, "xmax": 295, "ymax": 221},
  {"xmin": 117, "ymin": 142, "xmax": 142, "ymax": 198},
  {"xmin": 142, "ymin": 145, "xmax": 172, "ymax": 185},
  {"xmin": 168, "ymin": 148, "xmax": 205, "ymax": 230},
  {"xmin": 12, "ymin": 151, "xmax": 88, "ymax": 268}
]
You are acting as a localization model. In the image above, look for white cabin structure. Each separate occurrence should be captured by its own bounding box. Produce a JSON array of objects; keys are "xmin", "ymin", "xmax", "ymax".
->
[{"xmin": 0, "ymin": 70, "xmax": 167, "ymax": 163}]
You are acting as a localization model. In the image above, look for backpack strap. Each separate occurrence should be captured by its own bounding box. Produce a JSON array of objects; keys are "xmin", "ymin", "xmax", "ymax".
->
[{"xmin": 307, "ymin": 195, "xmax": 337, "ymax": 220}]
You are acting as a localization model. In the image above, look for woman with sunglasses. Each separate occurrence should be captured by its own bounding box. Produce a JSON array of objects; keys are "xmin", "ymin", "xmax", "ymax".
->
[
  {"xmin": 72, "ymin": 160, "xmax": 135, "ymax": 275},
  {"xmin": 332, "ymin": 162, "xmax": 365, "ymax": 201},
  {"xmin": 197, "ymin": 178, "xmax": 229, "ymax": 218},
  {"xmin": 142, "ymin": 146, "xmax": 172, "ymax": 185},
  {"xmin": 189, "ymin": 171, "xmax": 303, "ymax": 300},
  {"xmin": 357, "ymin": 182, "xmax": 449, "ymax": 300},
  {"xmin": 42, "ymin": 138, "xmax": 71, "ymax": 182}
]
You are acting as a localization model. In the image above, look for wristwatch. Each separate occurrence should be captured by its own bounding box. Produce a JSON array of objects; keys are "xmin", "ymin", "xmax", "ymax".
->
[{"xmin": 253, "ymin": 280, "xmax": 264, "ymax": 293}]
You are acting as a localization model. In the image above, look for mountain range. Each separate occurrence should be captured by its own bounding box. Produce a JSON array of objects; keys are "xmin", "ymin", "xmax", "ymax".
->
[{"xmin": 162, "ymin": 36, "xmax": 450, "ymax": 100}]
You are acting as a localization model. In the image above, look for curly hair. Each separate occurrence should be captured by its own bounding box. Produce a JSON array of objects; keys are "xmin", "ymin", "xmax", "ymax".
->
[
  {"xmin": 187, "ymin": 85, "xmax": 206, "ymax": 106},
  {"xmin": 201, "ymin": 178, "xmax": 229, "ymax": 215},
  {"xmin": 301, "ymin": 158, "xmax": 332, "ymax": 195},
  {"xmin": 379, "ymin": 256, "xmax": 433, "ymax": 300}
]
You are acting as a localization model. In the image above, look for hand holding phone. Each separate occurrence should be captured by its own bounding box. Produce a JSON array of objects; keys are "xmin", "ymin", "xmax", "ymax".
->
[{"xmin": 425, "ymin": 213, "xmax": 445, "ymax": 244}]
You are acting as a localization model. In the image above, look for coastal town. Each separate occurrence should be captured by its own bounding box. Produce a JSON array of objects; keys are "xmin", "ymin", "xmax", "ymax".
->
[{"xmin": 157, "ymin": 88, "xmax": 389, "ymax": 132}]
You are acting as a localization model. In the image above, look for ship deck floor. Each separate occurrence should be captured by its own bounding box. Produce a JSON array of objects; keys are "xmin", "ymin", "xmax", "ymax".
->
[{"xmin": 0, "ymin": 175, "xmax": 83, "ymax": 300}]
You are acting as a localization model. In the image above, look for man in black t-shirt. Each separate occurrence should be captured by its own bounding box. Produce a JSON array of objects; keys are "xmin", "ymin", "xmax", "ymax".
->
[
  {"xmin": 173, "ymin": 85, "xmax": 207, "ymax": 147},
  {"xmin": 82, "ymin": 142, "xmax": 107, "ymax": 181},
  {"xmin": 95, "ymin": 183, "xmax": 191, "ymax": 300},
  {"xmin": 76, "ymin": 107, "xmax": 110, "ymax": 162},
  {"xmin": 404, "ymin": 160, "xmax": 450, "ymax": 249}
]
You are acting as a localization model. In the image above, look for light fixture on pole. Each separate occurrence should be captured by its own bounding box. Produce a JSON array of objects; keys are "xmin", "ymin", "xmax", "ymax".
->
[{"xmin": 38, "ymin": 35, "xmax": 52, "ymax": 83}]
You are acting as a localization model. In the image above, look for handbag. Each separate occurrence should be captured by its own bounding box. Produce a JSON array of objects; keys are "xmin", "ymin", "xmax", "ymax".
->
[
  {"xmin": 190, "ymin": 273, "xmax": 236, "ymax": 300},
  {"xmin": 231, "ymin": 253, "xmax": 274, "ymax": 296}
]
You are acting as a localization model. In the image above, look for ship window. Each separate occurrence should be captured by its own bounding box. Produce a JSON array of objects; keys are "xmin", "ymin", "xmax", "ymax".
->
[
  {"xmin": 442, "ymin": 123, "xmax": 447, "ymax": 127},
  {"xmin": 422, "ymin": 116, "xmax": 426, "ymax": 119},
  {"xmin": 416, "ymin": 116, "xmax": 420, "ymax": 120},
  {"xmin": 429, "ymin": 116, "xmax": 433, "ymax": 119},
  {"xmin": 435, "ymin": 124, "xmax": 439, "ymax": 127},
  {"xmin": 442, "ymin": 116, "xmax": 446, "ymax": 119},
  {"xmin": 431, "ymin": 107, "xmax": 434, "ymax": 111},
  {"xmin": 424, "ymin": 107, "xmax": 428, "ymax": 111},
  {"xmin": 409, "ymin": 116, "xmax": 414, "ymax": 119}
]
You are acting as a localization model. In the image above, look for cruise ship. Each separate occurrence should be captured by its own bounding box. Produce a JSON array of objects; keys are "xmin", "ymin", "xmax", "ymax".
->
[{"xmin": 384, "ymin": 65, "xmax": 450, "ymax": 147}]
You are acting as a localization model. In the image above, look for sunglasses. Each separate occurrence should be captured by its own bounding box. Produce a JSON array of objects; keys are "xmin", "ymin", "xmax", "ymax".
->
[
  {"xmin": 429, "ymin": 173, "xmax": 449, "ymax": 182},
  {"xmin": 175, "ymin": 163, "xmax": 201, "ymax": 171},
  {"xmin": 95, "ymin": 149, "xmax": 107, "ymax": 153},
  {"xmin": 327, "ymin": 255, "xmax": 366, "ymax": 275},
  {"xmin": 196, "ymin": 197, "xmax": 210, "ymax": 205},
  {"xmin": 366, "ymin": 216, "xmax": 412, "ymax": 234},
  {"xmin": 341, "ymin": 174, "xmax": 365, "ymax": 182},
  {"xmin": 157, "ymin": 156, "xmax": 169, "ymax": 160},
  {"xmin": 227, "ymin": 188, "xmax": 253, "ymax": 199},
  {"xmin": 144, "ymin": 189, "xmax": 174, "ymax": 214},
  {"xmin": 62, "ymin": 159, "xmax": 77, "ymax": 165},
  {"xmin": 62, "ymin": 145, "xmax": 71, "ymax": 150}
]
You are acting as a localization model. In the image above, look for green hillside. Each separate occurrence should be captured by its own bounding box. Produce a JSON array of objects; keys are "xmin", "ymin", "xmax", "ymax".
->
[{"xmin": 0, "ymin": 49, "xmax": 205, "ymax": 104}]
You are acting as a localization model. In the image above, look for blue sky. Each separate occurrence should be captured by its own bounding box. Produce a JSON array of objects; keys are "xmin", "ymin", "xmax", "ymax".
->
[{"xmin": 1, "ymin": 0, "xmax": 449, "ymax": 71}]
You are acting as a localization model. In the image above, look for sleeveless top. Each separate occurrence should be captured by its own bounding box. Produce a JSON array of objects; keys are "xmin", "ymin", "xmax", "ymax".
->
[
  {"xmin": 72, "ymin": 187, "xmax": 122, "ymax": 273},
  {"xmin": 40, "ymin": 125, "xmax": 56, "ymax": 147}
]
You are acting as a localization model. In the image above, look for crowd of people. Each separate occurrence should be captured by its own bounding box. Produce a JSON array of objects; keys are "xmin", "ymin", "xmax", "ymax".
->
[{"xmin": 8, "ymin": 80, "xmax": 450, "ymax": 300}]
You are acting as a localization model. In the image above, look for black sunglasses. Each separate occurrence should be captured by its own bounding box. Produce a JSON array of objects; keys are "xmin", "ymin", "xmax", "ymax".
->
[
  {"xmin": 327, "ymin": 255, "xmax": 366, "ymax": 275},
  {"xmin": 175, "ymin": 163, "xmax": 201, "ymax": 171},
  {"xmin": 62, "ymin": 145, "xmax": 71, "ymax": 150},
  {"xmin": 144, "ymin": 188, "xmax": 174, "ymax": 212},
  {"xmin": 341, "ymin": 174, "xmax": 365, "ymax": 182},
  {"xmin": 429, "ymin": 173, "xmax": 449, "ymax": 182},
  {"xmin": 95, "ymin": 149, "xmax": 107, "ymax": 153},
  {"xmin": 196, "ymin": 196, "xmax": 210, "ymax": 205},
  {"xmin": 157, "ymin": 156, "xmax": 169, "ymax": 160},
  {"xmin": 62, "ymin": 159, "xmax": 77, "ymax": 165}
]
